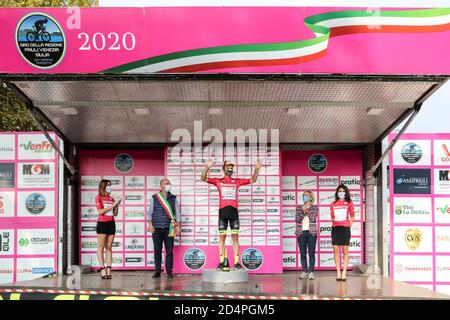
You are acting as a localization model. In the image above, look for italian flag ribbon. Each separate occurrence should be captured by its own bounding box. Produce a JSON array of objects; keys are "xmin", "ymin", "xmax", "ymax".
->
[
  {"xmin": 104, "ymin": 8, "xmax": 450, "ymax": 73},
  {"xmin": 155, "ymin": 192, "xmax": 177, "ymax": 237}
]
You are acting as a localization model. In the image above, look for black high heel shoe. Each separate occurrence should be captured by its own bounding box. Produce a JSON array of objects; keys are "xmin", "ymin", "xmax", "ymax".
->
[
  {"xmin": 106, "ymin": 266, "xmax": 112, "ymax": 279},
  {"xmin": 100, "ymin": 267, "xmax": 108, "ymax": 279}
]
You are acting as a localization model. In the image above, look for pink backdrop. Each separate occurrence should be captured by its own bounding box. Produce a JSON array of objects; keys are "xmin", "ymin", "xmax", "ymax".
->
[
  {"xmin": 282, "ymin": 150, "xmax": 364, "ymax": 270},
  {"xmin": 0, "ymin": 7, "xmax": 449, "ymax": 74}
]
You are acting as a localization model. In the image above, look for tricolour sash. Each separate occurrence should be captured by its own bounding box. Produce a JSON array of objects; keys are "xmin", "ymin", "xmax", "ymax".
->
[{"xmin": 155, "ymin": 192, "xmax": 177, "ymax": 237}]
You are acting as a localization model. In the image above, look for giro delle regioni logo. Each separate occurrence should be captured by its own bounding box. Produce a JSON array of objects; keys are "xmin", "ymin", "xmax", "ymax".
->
[{"xmin": 16, "ymin": 12, "xmax": 66, "ymax": 69}]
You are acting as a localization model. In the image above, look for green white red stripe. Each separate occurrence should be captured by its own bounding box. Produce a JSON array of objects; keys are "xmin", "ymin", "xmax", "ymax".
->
[
  {"xmin": 104, "ymin": 8, "xmax": 450, "ymax": 73},
  {"xmin": 155, "ymin": 192, "xmax": 176, "ymax": 237}
]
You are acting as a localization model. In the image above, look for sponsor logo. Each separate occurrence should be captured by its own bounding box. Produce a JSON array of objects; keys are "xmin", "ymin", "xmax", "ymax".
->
[
  {"xmin": 19, "ymin": 141, "xmax": 52, "ymax": 153},
  {"xmin": 114, "ymin": 153, "xmax": 134, "ymax": 173},
  {"xmin": 283, "ymin": 256, "xmax": 296, "ymax": 264},
  {"xmin": 320, "ymin": 226, "xmax": 332, "ymax": 233},
  {"xmin": 19, "ymin": 237, "xmax": 53, "ymax": 246},
  {"xmin": 32, "ymin": 267, "xmax": 54, "ymax": 274},
  {"xmin": 126, "ymin": 177, "xmax": 144, "ymax": 189},
  {"xmin": 395, "ymin": 204, "xmax": 430, "ymax": 216},
  {"xmin": 184, "ymin": 248, "xmax": 206, "ymax": 270},
  {"xmin": 393, "ymin": 169, "xmax": 431, "ymax": 194},
  {"xmin": 81, "ymin": 177, "xmax": 100, "ymax": 188},
  {"xmin": 0, "ymin": 164, "xmax": 15, "ymax": 188},
  {"xmin": 319, "ymin": 177, "xmax": 338, "ymax": 188},
  {"xmin": 22, "ymin": 164, "xmax": 50, "ymax": 175},
  {"xmin": 266, "ymin": 228, "xmax": 280, "ymax": 234},
  {"xmin": 81, "ymin": 241, "xmax": 97, "ymax": 249},
  {"xmin": 125, "ymin": 209, "xmax": 144, "ymax": 218},
  {"xmin": 394, "ymin": 263, "xmax": 432, "ymax": 273},
  {"xmin": 282, "ymin": 194, "xmax": 295, "ymax": 201},
  {"xmin": 242, "ymin": 248, "xmax": 263, "ymax": 270},
  {"xmin": 125, "ymin": 195, "xmax": 144, "ymax": 201},
  {"xmin": 0, "ymin": 232, "xmax": 11, "ymax": 253},
  {"xmin": 308, "ymin": 154, "xmax": 327, "ymax": 173},
  {"xmin": 340, "ymin": 178, "xmax": 361, "ymax": 187},
  {"xmin": 81, "ymin": 208, "xmax": 98, "ymax": 220},
  {"xmin": 404, "ymin": 228, "xmax": 422, "ymax": 251},
  {"xmin": 439, "ymin": 143, "xmax": 450, "ymax": 163},
  {"xmin": 126, "ymin": 257, "xmax": 143, "ymax": 263},
  {"xmin": 16, "ymin": 12, "xmax": 66, "ymax": 69},
  {"xmin": 82, "ymin": 226, "xmax": 97, "ymax": 232},
  {"xmin": 401, "ymin": 143, "xmax": 422, "ymax": 163},
  {"xmin": 25, "ymin": 193, "xmax": 46, "ymax": 214},
  {"xmin": 436, "ymin": 204, "xmax": 450, "ymax": 214}
]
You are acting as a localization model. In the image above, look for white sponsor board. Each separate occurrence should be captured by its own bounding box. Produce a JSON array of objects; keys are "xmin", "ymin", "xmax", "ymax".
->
[
  {"xmin": 392, "ymin": 140, "xmax": 431, "ymax": 166},
  {"xmin": 18, "ymin": 133, "xmax": 56, "ymax": 160},
  {"xmin": 393, "ymin": 255, "xmax": 433, "ymax": 282},
  {"xmin": 16, "ymin": 258, "xmax": 55, "ymax": 282},
  {"xmin": 282, "ymin": 176, "xmax": 295, "ymax": 190},
  {"xmin": 433, "ymin": 140, "xmax": 450, "ymax": 166},
  {"xmin": 17, "ymin": 191, "xmax": 55, "ymax": 217},
  {"xmin": 0, "ymin": 192, "xmax": 15, "ymax": 218},
  {"xmin": 125, "ymin": 176, "xmax": 145, "ymax": 189},
  {"xmin": 340, "ymin": 176, "xmax": 361, "ymax": 190},
  {"xmin": 18, "ymin": 162, "xmax": 55, "ymax": 188},
  {"xmin": 435, "ymin": 226, "xmax": 450, "ymax": 253},
  {"xmin": 297, "ymin": 176, "xmax": 317, "ymax": 190},
  {"xmin": 393, "ymin": 226, "xmax": 433, "ymax": 253},
  {"xmin": 0, "ymin": 135, "xmax": 15, "ymax": 160},
  {"xmin": 17, "ymin": 229, "xmax": 55, "ymax": 255},
  {"xmin": 0, "ymin": 229, "xmax": 15, "ymax": 256},
  {"xmin": 283, "ymin": 253, "xmax": 296, "ymax": 267},
  {"xmin": 80, "ymin": 176, "xmax": 102, "ymax": 190},
  {"xmin": 434, "ymin": 197, "xmax": 450, "ymax": 224},
  {"xmin": 125, "ymin": 222, "xmax": 146, "ymax": 236},
  {"xmin": 0, "ymin": 258, "xmax": 14, "ymax": 284}
]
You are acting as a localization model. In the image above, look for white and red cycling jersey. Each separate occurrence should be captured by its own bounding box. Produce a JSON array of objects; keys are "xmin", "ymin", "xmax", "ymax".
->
[
  {"xmin": 330, "ymin": 199, "xmax": 355, "ymax": 227},
  {"xmin": 95, "ymin": 194, "xmax": 116, "ymax": 222},
  {"xmin": 206, "ymin": 176, "xmax": 251, "ymax": 209}
]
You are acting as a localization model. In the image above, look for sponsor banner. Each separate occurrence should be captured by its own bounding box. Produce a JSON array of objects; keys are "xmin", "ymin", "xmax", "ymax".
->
[
  {"xmin": 80, "ymin": 176, "xmax": 102, "ymax": 190},
  {"xmin": 282, "ymin": 223, "xmax": 296, "ymax": 237},
  {"xmin": 124, "ymin": 222, "xmax": 145, "ymax": 237},
  {"xmin": 319, "ymin": 206, "xmax": 331, "ymax": 221},
  {"xmin": 393, "ymin": 168, "xmax": 431, "ymax": 194},
  {"xmin": 434, "ymin": 169, "xmax": 450, "ymax": 195},
  {"xmin": 124, "ymin": 191, "xmax": 145, "ymax": 205},
  {"xmin": 281, "ymin": 176, "xmax": 295, "ymax": 190},
  {"xmin": 319, "ymin": 238, "xmax": 333, "ymax": 252},
  {"xmin": 393, "ymin": 255, "xmax": 433, "ymax": 282},
  {"xmin": 0, "ymin": 135, "xmax": 15, "ymax": 161},
  {"xmin": 0, "ymin": 230, "xmax": 15, "ymax": 256},
  {"xmin": 283, "ymin": 253, "xmax": 296, "ymax": 267},
  {"xmin": 282, "ymin": 207, "xmax": 296, "ymax": 221},
  {"xmin": 81, "ymin": 222, "xmax": 97, "ymax": 237},
  {"xmin": 319, "ymin": 222, "xmax": 332, "ymax": 237},
  {"xmin": 17, "ymin": 162, "xmax": 55, "ymax": 188},
  {"xmin": 282, "ymin": 192, "xmax": 296, "ymax": 206},
  {"xmin": 433, "ymin": 140, "xmax": 450, "ymax": 166},
  {"xmin": 297, "ymin": 176, "xmax": 317, "ymax": 190},
  {"xmin": 0, "ymin": 163, "xmax": 15, "ymax": 189},
  {"xmin": 318, "ymin": 191, "xmax": 335, "ymax": 206},
  {"xmin": 0, "ymin": 192, "xmax": 15, "ymax": 218},
  {"xmin": 318, "ymin": 176, "xmax": 339, "ymax": 190},
  {"xmin": 18, "ymin": 134, "xmax": 55, "ymax": 160},
  {"xmin": 16, "ymin": 258, "xmax": 55, "ymax": 282},
  {"xmin": 393, "ymin": 140, "xmax": 431, "ymax": 166},
  {"xmin": 17, "ymin": 191, "xmax": 55, "ymax": 217},
  {"xmin": 340, "ymin": 176, "xmax": 361, "ymax": 190},
  {"xmin": 0, "ymin": 258, "xmax": 14, "ymax": 283},
  {"xmin": 125, "ymin": 253, "xmax": 145, "ymax": 267},
  {"xmin": 435, "ymin": 226, "xmax": 450, "ymax": 253},
  {"xmin": 124, "ymin": 207, "xmax": 145, "ymax": 221},
  {"xmin": 17, "ymin": 229, "xmax": 55, "ymax": 255},
  {"xmin": 125, "ymin": 176, "xmax": 145, "ymax": 189},
  {"xmin": 434, "ymin": 197, "xmax": 450, "ymax": 224},
  {"xmin": 282, "ymin": 237, "xmax": 297, "ymax": 252},
  {"xmin": 393, "ymin": 197, "xmax": 432, "ymax": 224},
  {"xmin": 103, "ymin": 176, "xmax": 124, "ymax": 190},
  {"xmin": 81, "ymin": 191, "xmax": 97, "ymax": 206},
  {"xmin": 80, "ymin": 238, "xmax": 98, "ymax": 252}
]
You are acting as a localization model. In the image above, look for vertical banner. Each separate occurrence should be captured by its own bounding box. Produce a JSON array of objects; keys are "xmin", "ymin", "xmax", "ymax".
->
[
  {"xmin": 390, "ymin": 133, "xmax": 450, "ymax": 295},
  {"xmin": 0, "ymin": 132, "xmax": 59, "ymax": 284},
  {"xmin": 168, "ymin": 145, "xmax": 282, "ymax": 274},
  {"xmin": 78, "ymin": 149, "xmax": 164, "ymax": 270},
  {"xmin": 281, "ymin": 150, "xmax": 364, "ymax": 270}
]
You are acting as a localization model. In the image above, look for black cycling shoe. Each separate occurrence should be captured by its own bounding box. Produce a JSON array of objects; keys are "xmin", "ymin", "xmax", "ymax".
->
[
  {"xmin": 216, "ymin": 262, "xmax": 224, "ymax": 270},
  {"xmin": 222, "ymin": 258, "xmax": 230, "ymax": 272},
  {"xmin": 233, "ymin": 262, "xmax": 243, "ymax": 270}
]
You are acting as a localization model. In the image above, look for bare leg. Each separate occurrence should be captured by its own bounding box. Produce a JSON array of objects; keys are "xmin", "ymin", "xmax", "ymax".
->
[
  {"xmin": 105, "ymin": 235, "xmax": 115, "ymax": 267},
  {"xmin": 333, "ymin": 245, "xmax": 341, "ymax": 279},
  {"xmin": 342, "ymin": 245, "xmax": 349, "ymax": 279},
  {"xmin": 219, "ymin": 234, "xmax": 227, "ymax": 261},
  {"xmin": 97, "ymin": 234, "xmax": 107, "ymax": 277}
]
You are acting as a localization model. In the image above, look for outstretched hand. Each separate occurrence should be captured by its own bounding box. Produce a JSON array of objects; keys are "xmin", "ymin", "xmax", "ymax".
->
[
  {"xmin": 206, "ymin": 159, "xmax": 213, "ymax": 169},
  {"xmin": 255, "ymin": 159, "xmax": 262, "ymax": 170}
]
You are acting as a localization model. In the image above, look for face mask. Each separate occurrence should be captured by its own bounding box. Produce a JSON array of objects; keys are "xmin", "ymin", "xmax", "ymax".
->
[
  {"xmin": 105, "ymin": 186, "xmax": 112, "ymax": 194},
  {"xmin": 164, "ymin": 184, "xmax": 171, "ymax": 192},
  {"xmin": 224, "ymin": 169, "xmax": 233, "ymax": 176},
  {"xmin": 303, "ymin": 195, "xmax": 311, "ymax": 203},
  {"xmin": 338, "ymin": 192, "xmax": 346, "ymax": 200}
]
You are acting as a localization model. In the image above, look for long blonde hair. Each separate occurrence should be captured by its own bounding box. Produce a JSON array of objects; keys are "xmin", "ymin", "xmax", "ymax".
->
[{"xmin": 303, "ymin": 191, "xmax": 315, "ymax": 204}]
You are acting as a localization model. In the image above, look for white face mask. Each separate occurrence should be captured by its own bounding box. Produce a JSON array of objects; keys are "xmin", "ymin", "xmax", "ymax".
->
[
  {"xmin": 164, "ymin": 184, "xmax": 171, "ymax": 192},
  {"xmin": 105, "ymin": 186, "xmax": 112, "ymax": 194},
  {"xmin": 338, "ymin": 191, "xmax": 346, "ymax": 200}
]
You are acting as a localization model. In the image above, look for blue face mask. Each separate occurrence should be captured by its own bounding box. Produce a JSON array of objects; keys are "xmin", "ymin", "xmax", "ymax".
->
[{"xmin": 303, "ymin": 195, "xmax": 310, "ymax": 203}]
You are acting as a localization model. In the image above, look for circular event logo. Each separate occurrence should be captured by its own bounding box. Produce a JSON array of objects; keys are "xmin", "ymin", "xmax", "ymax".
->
[
  {"xmin": 16, "ymin": 12, "xmax": 66, "ymax": 69},
  {"xmin": 308, "ymin": 154, "xmax": 328, "ymax": 173},
  {"xmin": 241, "ymin": 248, "xmax": 263, "ymax": 271},
  {"xmin": 401, "ymin": 143, "xmax": 422, "ymax": 163},
  {"xmin": 114, "ymin": 153, "xmax": 134, "ymax": 173},
  {"xmin": 183, "ymin": 248, "xmax": 206, "ymax": 270},
  {"xmin": 25, "ymin": 193, "xmax": 46, "ymax": 214}
]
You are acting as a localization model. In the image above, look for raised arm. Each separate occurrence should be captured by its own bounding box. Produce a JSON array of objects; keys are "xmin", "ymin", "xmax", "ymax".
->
[
  {"xmin": 201, "ymin": 159, "xmax": 213, "ymax": 182},
  {"xmin": 251, "ymin": 159, "xmax": 262, "ymax": 183}
]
